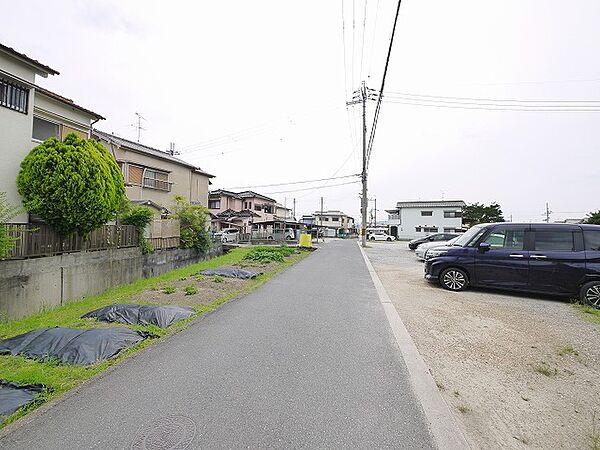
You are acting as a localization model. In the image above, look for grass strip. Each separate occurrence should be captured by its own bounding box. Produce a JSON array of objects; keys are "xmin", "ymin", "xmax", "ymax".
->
[{"xmin": 0, "ymin": 247, "xmax": 309, "ymax": 427}]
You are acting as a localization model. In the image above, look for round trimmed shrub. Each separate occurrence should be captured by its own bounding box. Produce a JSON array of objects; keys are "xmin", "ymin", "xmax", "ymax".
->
[{"xmin": 16, "ymin": 133, "xmax": 125, "ymax": 235}]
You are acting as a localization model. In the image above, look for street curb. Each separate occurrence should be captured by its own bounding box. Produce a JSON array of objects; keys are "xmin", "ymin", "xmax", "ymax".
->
[{"xmin": 358, "ymin": 243, "xmax": 470, "ymax": 450}]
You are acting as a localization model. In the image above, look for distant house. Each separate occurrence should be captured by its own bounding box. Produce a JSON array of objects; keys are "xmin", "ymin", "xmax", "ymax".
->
[
  {"xmin": 312, "ymin": 210, "xmax": 355, "ymax": 237},
  {"xmin": 208, "ymin": 189, "xmax": 293, "ymax": 233},
  {"xmin": 93, "ymin": 130, "xmax": 214, "ymax": 212},
  {"xmin": 386, "ymin": 200, "xmax": 466, "ymax": 239},
  {"xmin": 0, "ymin": 43, "xmax": 104, "ymax": 223}
]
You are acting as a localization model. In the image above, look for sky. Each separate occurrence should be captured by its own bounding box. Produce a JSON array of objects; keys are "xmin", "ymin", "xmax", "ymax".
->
[{"xmin": 2, "ymin": 0, "xmax": 600, "ymax": 223}]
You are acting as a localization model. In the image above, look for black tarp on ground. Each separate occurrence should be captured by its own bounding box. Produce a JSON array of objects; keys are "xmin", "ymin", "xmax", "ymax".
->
[
  {"xmin": 197, "ymin": 268, "xmax": 261, "ymax": 279},
  {"xmin": 0, "ymin": 380, "xmax": 44, "ymax": 418},
  {"xmin": 82, "ymin": 304, "xmax": 195, "ymax": 328},
  {"xmin": 0, "ymin": 328, "xmax": 146, "ymax": 365}
]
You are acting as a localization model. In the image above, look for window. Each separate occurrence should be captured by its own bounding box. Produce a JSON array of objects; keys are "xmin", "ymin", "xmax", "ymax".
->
[
  {"xmin": 32, "ymin": 117, "xmax": 60, "ymax": 141},
  {"xmin": 421, "ymin": 211, "xmax": 433, "ymax": 216},
  {"xmin": 208, "ymin": 200, "xmax": 220, "ymax": 209},
  {"xmin": 423, "ymin": 227, "xmax": 438, "ymax": 233},
  {"xmin": 444, "ymin": 210, "xmax": 462, "ymax": 218},
  {"xmin": 444, "ymin": 228, "xmax": 456, "ymax": 233},
  {"xmin": 482, "ymin": 228, "xmax": 524, "ymax": 250},
  {"xmin": 415, "ymin": 227, "xmax": 421, "ymax": 232},
  {"xmin": 584, "ymin": 230, "xmax": 600, "ymax": 251},
  {"xmin": 264, "ymin": 205, "xmax": 273, "ymax": 214},
  {"xmin": 0, "ymin": 79, "xmax": 29, "ymax": 114},
  {"xmin": 143, "ymin": 169, "xmax": 170, "ymax": 191},
  {"xmin": 332, "ymin": 217, "xmax": 339, "ymax": 222},
  {"xmin": 128, "ymin": 165, "xmax": 144, "ymax": 185},
  {"xmin": 534, "ymin": 231, "xmax": 574, "ymax": 252},
  {"xmin": 254, "ymin": 204, "xmax": 262, "ymax": 211},
  {"xmin": 322, "ymin": 217, "xmax": 329, "ymax": 222}
]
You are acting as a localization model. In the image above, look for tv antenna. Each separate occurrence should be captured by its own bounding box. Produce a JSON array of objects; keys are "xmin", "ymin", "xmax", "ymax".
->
[{"xmin": 131, "ymin": 112, "xmax": 147, "ymax": 143}]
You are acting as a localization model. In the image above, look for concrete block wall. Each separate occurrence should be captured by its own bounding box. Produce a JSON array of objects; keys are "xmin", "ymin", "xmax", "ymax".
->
[{"xmin": 0, "ymin": 245, "xmax": 223, "ymax": 320}]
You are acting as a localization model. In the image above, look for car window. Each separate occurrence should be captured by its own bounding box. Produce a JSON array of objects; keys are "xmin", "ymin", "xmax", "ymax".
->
[
  {"xmin": 584, "ymin": 230, "xmax": 600, "ymax": 251},
  {"xmin": 481, "ymin": 228, "xmax": 524, "ymax": 250},
  {"xmin": 431, "ymin": 235, "xmax": 446, "ymax": 241},
  {"xmin": 534, "ymin": 230, "xmax": 574, "ymax": 251}
]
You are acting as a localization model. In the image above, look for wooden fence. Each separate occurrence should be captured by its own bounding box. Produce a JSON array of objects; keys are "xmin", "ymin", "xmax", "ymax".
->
[
  {"xmin": 147, "ymin": 218, "xmax": 180, "ymax": 250},
  {"xmin": 4, "ymin": 223, "xmax": 138, "ymax": 259}
]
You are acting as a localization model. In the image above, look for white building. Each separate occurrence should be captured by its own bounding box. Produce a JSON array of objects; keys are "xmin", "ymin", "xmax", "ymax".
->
[
  {"xmin": 313, "ymin": 210, "xmax": 355, "ymax": 237},
  {"xmin": 386, "ymin": 200, "xmax": 466, "ymax": 240}
]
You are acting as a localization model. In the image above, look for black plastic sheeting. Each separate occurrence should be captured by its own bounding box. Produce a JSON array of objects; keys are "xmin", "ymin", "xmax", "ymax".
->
[
  {"xmin": 0, "ymin": 328, "xmax": 147, "ymax": 365},
  {"xmin": 0, "ymin": 380, "xmax": 44, "ymax": 418},
  {"xmin": 197, "ymin": 268, "xmax": 260, "ymax": 279},
  {"xmin": 82, "ymin": 304, "xmax": 195, "ymax": 328}
]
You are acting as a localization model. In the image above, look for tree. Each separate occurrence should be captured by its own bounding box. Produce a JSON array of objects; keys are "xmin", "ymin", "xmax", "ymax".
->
[
  {"xmin": 171, "ymin": 196, "xmax": 211, "ymax": 253},
  {"xmin": 462, "ymin": 202, "xmax": 505, "ymax": 227},
  {"xmin": 584, "ymin": 210, "xmax": 600, "ymax": 225},
  {"xmin": 16, "ymin": 134, "xmax": 125, "ymax": 235},
  {"xmin": 118, "ymin": 200, "xmax": 155, "ymax": 254},
  {"xmin": 0, "ymin": 192, "xmax": 22, "ymax": 259}
]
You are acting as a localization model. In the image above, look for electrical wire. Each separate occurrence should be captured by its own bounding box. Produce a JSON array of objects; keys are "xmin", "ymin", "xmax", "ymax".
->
[
  {"xmin": 359, "ymin": 0, "xmax": 368, "ymax": 82},
  {"xmin": 384, "ymin": 91, "xmax": 600, "ymax": 104},
  {"xmin": 383, "ymin": 98, "xmax": 600, "ymax": 112},
  {"xmin": 264, "ymin": 180, "xmax": 360, "ymax": 195},
  {"xmin": 367, "ymin": 0, "xmax": 381, "ymax": 81},
  {"xmin": 225, "ymin": 174, "xmax": 359, "ymax": 190}
]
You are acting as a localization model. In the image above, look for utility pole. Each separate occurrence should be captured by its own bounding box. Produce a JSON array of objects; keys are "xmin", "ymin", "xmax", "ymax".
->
[
  {"xmin": 320, "ymin": 196, "xmax": 324, "ymax": 242},
  {"xmin": 293, "ymin": 198, "xmax": 296, "ymax": 221},
  {"xmin": 361, "ymin": 81, "xmax": 367, "ymax": 247},
  {"xmin": 544, "ymin": 202, "xmax": 552, "ymax": 223}
]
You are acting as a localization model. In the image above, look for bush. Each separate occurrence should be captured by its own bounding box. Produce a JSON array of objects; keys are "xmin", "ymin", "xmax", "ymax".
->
[
  {"xmin": 184, "ymin": 285, "xmax": 198, "ymax": 296},
  {"xmin": 119, "ymin": 200, "xmax": 154, "ymax": 254},
  {"xmin": 212, "ymin": 275, "xmax": 224, "ymax": 283},
  {"xmin": 0, "ymin": 192, "xmax": 22, "ymax": 259},
  {"xmin": 171, "ymin": 196, "xmax": 211, "ymax": 253},
  {"xmin": 162, "ymin": 286, "xmax": 176, "ymax": 294},
  {"xmin": 16, "ymin": 134, "xmax": 125, "ymax": 235},
  {"xmin": 243, "ymin": 245, "xmax": 296, "ymax": 263}
]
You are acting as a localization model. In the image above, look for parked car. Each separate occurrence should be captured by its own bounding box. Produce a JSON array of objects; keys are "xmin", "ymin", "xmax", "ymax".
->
[
  {"xmin": 266, "ymin": 228, "xmax": 295, "ymax": 241},
  {"xmin": 423, "ymin": 223, "xmax": 600, "ymax": 308},
  {"xmin": 408, "ymin": 233, "xmax": 460, "ymax": 250},
  {"xmin": 415, "ymin": 236, "xmax": 461, "ymax": 260},
  {"xmin": 215, "ymin": 228, "xmax": 239, "ymax": 243},
  {"xmin": 368, "ymin": 232, "xmax": 396, "ymax": 241}
]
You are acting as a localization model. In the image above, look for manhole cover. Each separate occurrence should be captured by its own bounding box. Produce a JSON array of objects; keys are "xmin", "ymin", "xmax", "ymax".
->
[{"xmin": 130, "ymin": 415, "xmax": 196, "ymax": 450}]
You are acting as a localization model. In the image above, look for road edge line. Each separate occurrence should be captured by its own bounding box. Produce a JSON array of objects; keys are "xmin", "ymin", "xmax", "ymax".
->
[{"xmin": 358, "ymin": 243, "xmax": 470, "ymax": 450}]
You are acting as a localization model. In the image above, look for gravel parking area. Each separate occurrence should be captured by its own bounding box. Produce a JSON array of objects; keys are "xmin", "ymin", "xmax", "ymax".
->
[{"xmin": 365, "ymin": 241, "xmax": 600, "ymax": 450}]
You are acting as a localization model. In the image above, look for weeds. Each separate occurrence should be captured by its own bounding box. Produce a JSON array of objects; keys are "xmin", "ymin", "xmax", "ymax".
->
[
  {"xmin": 162, "ymin": 286, "xmax": 176, "ymax": 294},
  {"xmin": 184, "ymin": 285, "xmax": 198, "ymax": 296},
  {"xmin": 592, "ymin": 411, "xmax": 600, "ymax": 450},
  {"xmin": 195, "ymin": 275, "xmax": 205, "ymax": 282},
  {"xmin": 435, "ymin": 380, "xmax": 445, "ymax": 391},
  {"xmin": 457, "ymin": 405, "xmax": 471, "ymax": 414},
  {"xmin": 453, "ymin": 390, "xmax": 460, "ymax": 397},
  {"xmin": 530, "ymin": 362, "xmax": 558, "ymax": 377},
  {"xmin": 212, "ymin": 275, "xmax": 224, "ymax": 283},
  {"xmin": 558, "ymin": 345, "xmax": 579, "ymax": 357},
  {"xmin": 243, "ymin": 245, "xmax": 296, "ymax": 263}
]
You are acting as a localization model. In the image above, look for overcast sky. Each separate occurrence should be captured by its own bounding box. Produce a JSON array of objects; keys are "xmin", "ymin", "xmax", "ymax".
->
[{"xmin": 3, "ymin": 1, "xmax": 599, "ymax": 223}]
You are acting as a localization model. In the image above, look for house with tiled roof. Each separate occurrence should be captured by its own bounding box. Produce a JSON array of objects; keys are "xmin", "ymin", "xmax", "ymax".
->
[
  {"xmin": 93, "ymin": 130, "xmax": 214, "ymax": 212},
  {"xmin": 0, "ymin": 42, "xmax": 104, "ymax": 223}
]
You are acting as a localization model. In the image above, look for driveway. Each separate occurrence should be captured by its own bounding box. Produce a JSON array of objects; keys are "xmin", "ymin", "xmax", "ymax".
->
[
  {"xmin": 1, "ymin": 240, "xmax": 435, "ymax": 449},
  {"xmin": 365, "ymin": 241, "xmax": 600, "ymax": 449}
]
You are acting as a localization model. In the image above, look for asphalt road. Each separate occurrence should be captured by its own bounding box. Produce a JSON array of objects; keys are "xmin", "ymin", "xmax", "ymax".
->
[{"xmin": 0, "ymin": 240, "xmax": 434, "ymax": 449}]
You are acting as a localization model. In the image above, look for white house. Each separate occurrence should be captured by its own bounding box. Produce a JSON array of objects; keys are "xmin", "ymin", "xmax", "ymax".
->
[
  {"xmin": 386, "ymin": 200, "xmax": 466, "ymax": 239},
  {"xmin": 312, "ymin": 210, "xmax": 355, "ymax": 237},
  {"xmin": 0, "ymin": 43, "xmax": 104, "ymax": 223}
]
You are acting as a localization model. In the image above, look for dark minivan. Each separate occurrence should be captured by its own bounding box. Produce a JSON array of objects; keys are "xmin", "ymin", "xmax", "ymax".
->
[{"xmin": 424, "ymin": 223, "xmax": 600, "ymax": 307}]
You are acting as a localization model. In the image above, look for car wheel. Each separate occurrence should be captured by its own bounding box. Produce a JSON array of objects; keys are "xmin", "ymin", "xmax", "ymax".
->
[
  {"xmin": 386, "ymin": 237, "xmax": 392, "ymax": 241},
  {"xmin": 370, "ymin": 236, "xmax": 375, "ymax": 241},
  {"xmin": 580, "ymin": 281, "xmax": 600, "ymax": 308},
  {"xmin": 440, "ymin": 268, "xmax": 469, "ymax": 292},
  {"xmin": 267, "ymin": 236, "xmax": 274, "ymax": 240}
]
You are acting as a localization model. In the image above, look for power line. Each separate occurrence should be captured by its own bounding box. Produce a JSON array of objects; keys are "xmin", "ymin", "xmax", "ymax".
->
[
  {"xmin": 359, "ymin": 0, "xmax": 368, "ymax": 82},
  {"xmin": 366, "ymin": 0, "xmax": 381, "ymax": 80},
  {"xmin": 226, "ymin": 174, "xmax": 359, "ymax": 190},
  {"xmin": 365, "ymin": 0, "xmax": 403, "ymax": 169},
  {"xmin": 264, "ymin": 180, "xmax": 360, "ymax": 195},
  {"xmin": 384, "ymin": 91, "xmax": 600, "ymax": 104},
  {"xmin": 383, "ymin": 98, "xmax": 600, "ymax": 112}
]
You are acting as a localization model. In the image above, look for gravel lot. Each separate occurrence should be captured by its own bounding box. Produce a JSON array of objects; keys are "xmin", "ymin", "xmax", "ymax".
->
[{"xmin": 365, "ymin": 241, "xmax": 600, "ymax": 450}]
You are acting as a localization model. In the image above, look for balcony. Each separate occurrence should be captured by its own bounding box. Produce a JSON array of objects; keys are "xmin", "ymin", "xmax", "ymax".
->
[{"xmin": 143, "ymin": 177, "xmax": 171, "ymax": 192}]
